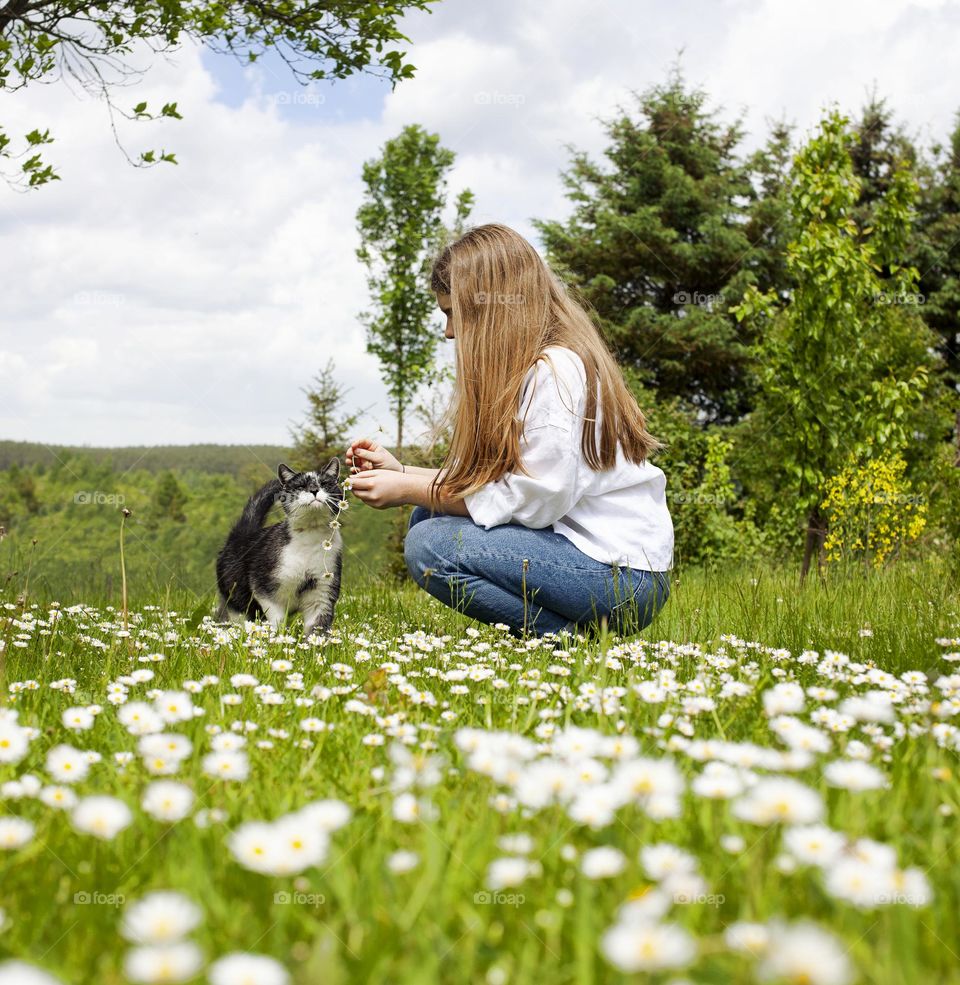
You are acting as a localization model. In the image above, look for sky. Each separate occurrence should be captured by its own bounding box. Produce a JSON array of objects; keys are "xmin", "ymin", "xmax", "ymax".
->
[{"xmin": 2, "ymin": 0, "xmax": 959, "ymax": 451}]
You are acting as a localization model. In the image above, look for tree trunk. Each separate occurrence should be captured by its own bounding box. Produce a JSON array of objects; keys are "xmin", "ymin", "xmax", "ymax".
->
[{"xmin": 800, "ymin": 509, "xmax": 827, "ymax": 582}]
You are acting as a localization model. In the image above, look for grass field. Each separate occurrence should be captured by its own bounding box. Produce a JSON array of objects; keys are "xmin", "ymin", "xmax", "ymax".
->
[{"xmin": 1, "ymin": 559, "xmax": 959, "ymax": 984}]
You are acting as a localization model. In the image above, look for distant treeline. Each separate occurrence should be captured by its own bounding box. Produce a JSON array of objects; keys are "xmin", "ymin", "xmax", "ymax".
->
[{"xmin": 0, "ymin": 441, "xmax": 293, "ymax": 478}]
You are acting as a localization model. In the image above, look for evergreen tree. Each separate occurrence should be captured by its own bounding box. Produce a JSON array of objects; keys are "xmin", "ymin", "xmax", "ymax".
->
[
  {"xmin": 536, "ymin": 69, "xmax": 779, "ymax": 422},
  {"xmin": 914, "ymin": 110, "xmax": 960, "ymax": 451},
  {"xmin": 290, "ymin": 359, "xmax": 362, "ymax": 469},
  {"xmin": 155, "ymin": 471, "xmax": 188, "ymax": 523}
]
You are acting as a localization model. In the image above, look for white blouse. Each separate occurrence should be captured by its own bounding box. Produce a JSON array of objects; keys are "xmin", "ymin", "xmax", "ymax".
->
[{"xmin": 463, "ymin": 346, "xmax": 674, "ymax": 571}]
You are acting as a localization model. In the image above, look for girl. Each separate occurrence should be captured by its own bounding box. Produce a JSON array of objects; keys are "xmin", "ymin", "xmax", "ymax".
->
[{"xmin": 346, "ymin": 223, "xmax": 673, "ymax": 637}]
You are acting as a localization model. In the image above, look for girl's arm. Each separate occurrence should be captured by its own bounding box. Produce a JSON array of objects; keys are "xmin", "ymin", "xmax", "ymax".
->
[{"xmin": 347, "ymin": 469, "xmax": 470, "ymax": 516}]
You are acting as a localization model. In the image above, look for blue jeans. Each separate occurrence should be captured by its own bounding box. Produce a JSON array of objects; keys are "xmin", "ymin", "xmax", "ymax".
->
[{"xmin": 404, "ymin": 506, "xmax": 670, "ymax": 637}]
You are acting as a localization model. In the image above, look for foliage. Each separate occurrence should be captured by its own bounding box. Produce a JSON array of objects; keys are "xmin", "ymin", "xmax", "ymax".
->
[
  {"xmin": 536, "ymin": 67, "xmax": 787, "ymax": 423},
  {"xmin": 289, "ymin": 360, "xmax": 362, "ymax": 471},
  {"xmin": 630, "ymin": 378, "xmax": 764, "ymax": 567},
  {"xmin": 822, "ymin": 455, "xmax": 927, "ymax": 569},
  {"xmin": 913, "ymin": 110, "xmax": 960, "ymax": 402},
  {"xmin": 733, "ymin": 111, "xmax": 942, "ymax": 574},
  {"xmin": 0, "ymin": 451, "xmax": 394, "ymax": 602},
  {"xmin": 1, "ymin": 0, "xmax": 434, "ymax": 189},
  {"xmin": 356, "ymin": 123, "xmax": 473, "ymax": 456}
]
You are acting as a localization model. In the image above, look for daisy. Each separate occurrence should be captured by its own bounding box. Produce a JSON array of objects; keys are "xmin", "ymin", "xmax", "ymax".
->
[
  {"xmin": 142, "ymin": 782, "xmax": 195, "ymax": 822},
  {"xmin": 386, "ymin": 850, "xmax": 420, "ymax": 874},
  {"xmin": 228, "ymin": 822, "xmax": 285, "ymax": 875},
  {"xmin": 724, "ymin": 921, "xmax": 770, "ymax": 955},
  {"xmin": 601, "ymin": 920, "xmax": 696, "ymax": 973},
  {"xmin": 45, "ymin": 744, "xmax": 90, "ymax": 784},
  {"xmin": 39, "ymin": 786, "xmax": 78, "ymax": 811},
  {"xmin": 0, "ymin": 720, "xmax": 29, "ymax": 764},
  {"xmin": 71, "ymin": 796, "xmax": 133, "ymax": 840},
  {"xmin": 732, "ymin": 777, "xmax": 824, "ymax": 826},
  {"xmin": 640, "ymin": 843, "xmax": 698, "ymax": 881},
  {"xmin": 123, "ymin": 942, "xmax": 204, "ymax": 984},
  {"xmin": 0, "ymin": 962, "xmax": 65, "ymax": 985},
  {"xmin": 61, "ymin": 706, "xmax": 95, "ymax": 730},
  {"xmin": 121, "ymin": 892, "xmax": 203, "ymax": 944},
  {"xmin": 823, "ymin": 760, "xmax": 887, "ymax": 791},
  {"xmin": 117, "ymin": 702, "xmax": 164, "ymax": 736},
  {"xmin": 783, "ymin": 825, "xmax": 847, "ymax": 867},
  {"xmin": 581, "ymin": 846, "xmax": 626, "ymax": 879},
  {"xmin": 0, "ymin": 817, "xmax": 35, "ymax": 850},
  {"xmin": 154, "ymin": 691, "xmax": 197, "ymax": 724},
  {"xmin": 208, "ymin": 953, "xmax": 290, "ymax": 985},
  {"xmin": 486, "ymin": 856, "xmax": 540, "ymax": 889},
  {"xmin": 757, "ymin": 921, "xmax": 853, "ymax": 985},
  {"xmin": 295, "ymin": 799, "xmax": 351, "ymax": 832},
  {"xmin": 201, "ymin": 751, "xmax": 250, "ymax": 782}
]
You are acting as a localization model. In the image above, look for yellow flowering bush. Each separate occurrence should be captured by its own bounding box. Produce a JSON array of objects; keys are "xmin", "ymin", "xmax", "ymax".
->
[{"xmin": 822, "ymin": 455, "xmax": 927, "ymax": 568}]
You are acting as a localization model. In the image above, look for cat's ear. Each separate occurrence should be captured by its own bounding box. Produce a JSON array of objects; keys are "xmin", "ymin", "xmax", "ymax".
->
[
  {"xmin": 278, "ymin": 463, "xmax": 298, "ymax": 485},
  {"xmin": 321, "ymin": 457, "xmax": 341, "ymax": 481}
]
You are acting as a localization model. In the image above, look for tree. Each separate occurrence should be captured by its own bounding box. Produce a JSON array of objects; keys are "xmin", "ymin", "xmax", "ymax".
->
[
  {"xmin": 536, "ymin": 68, "xmax": 781, "ymax": 423},
  {"xmin": 1, "ymin": 0, "xmax": 434, "ymax": 189},
  {"xmin": 356, "ymin": 123, "xmax": 472, "ymax": 458},
  {"xmin": 290, "ymin": 359, "xmax": 362, "ymax": 468},
  {"xmin": 155, "ymin": 471, "xmax": 188, "ymax": 523},
  {"xmin": 734, "ymin": 112, "xmax": 940, "ymax": 577},
  {"xmin": 913, "ymin": 110, "xmax": 960, "ymax": 450}
]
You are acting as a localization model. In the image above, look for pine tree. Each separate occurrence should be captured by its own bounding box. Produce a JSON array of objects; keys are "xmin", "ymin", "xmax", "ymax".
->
[
  {"xmin": 290, "ymin": 360, "xmax": 361, "ymax": 469},
  {"xmin": 536, "ymin": 68, "xmax": 780, "ymax": 422}
]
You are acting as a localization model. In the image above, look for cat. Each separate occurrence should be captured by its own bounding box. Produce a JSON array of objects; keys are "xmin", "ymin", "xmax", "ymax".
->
[{"xmin": 215, "ymin": 459, "xmax": 344, "ymax": 637}]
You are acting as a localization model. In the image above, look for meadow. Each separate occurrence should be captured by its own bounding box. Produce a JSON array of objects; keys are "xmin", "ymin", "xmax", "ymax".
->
[{"xmin": 1, "ymin": 559, "xmax": 959, "ymax": 984}]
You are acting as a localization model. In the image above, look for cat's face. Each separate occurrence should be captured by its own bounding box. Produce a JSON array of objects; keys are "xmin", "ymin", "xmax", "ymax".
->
[{"xmin": 277, "ymin": 459, "xmax": 343, "ymax": 526}]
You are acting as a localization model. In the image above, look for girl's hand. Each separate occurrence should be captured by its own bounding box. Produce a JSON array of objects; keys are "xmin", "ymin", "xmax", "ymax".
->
[
  {"xmin": 345, "ymin": 437, "xmax": 402, "ymax": 474},
  {"xmin": 347, "ymin": 469, "xmax": 410, "ymax": 509}
]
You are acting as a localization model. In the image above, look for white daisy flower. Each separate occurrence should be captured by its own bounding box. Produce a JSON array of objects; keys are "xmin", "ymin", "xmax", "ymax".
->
[
  {"xmin": 208, "ymin": 953, "xmax": 290, "ymax": 985},
  {"xmin": 45, "ymin": 744, "xmax": 90, "ymax": 784},
  {"xmin": 123, "ymin": 942, "xmax": 204, "ymax": 984},
  {"xmin": 71, "ymin": 796, "xmax": 133, "ymax": 840},
  {"xmin": 601, "ymin": 920, "xmax": 696, "ymax": 973},
  {"xmin": 0, "ymin": 817, "xmax": 35, "ymax": 850},
  {"xmin": 121, "ymin": 891, "xmax": 203, "ymax": 944},
  {"xmin": 142, "ymin": 781, "xmax": 195, "ymax": 822}
]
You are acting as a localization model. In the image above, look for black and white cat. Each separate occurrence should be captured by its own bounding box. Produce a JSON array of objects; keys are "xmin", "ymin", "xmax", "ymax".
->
[{"xmin": 215, "ymin": 460, "xmax": 344, "ymax": 636}]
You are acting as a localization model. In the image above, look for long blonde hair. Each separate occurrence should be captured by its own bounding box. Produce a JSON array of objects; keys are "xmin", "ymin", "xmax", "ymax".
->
[{"xmin": 431, "ymin": 223, "xmax": 660, "ymax": 502}]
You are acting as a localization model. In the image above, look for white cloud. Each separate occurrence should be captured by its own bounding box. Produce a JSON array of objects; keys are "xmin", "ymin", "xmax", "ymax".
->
[{"xmin": 2, "ymin": 0, "xmax": 958, "ymax": 447}]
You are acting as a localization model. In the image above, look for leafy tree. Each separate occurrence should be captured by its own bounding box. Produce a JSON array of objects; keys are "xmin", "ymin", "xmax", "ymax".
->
[
  {"xmin": 1, "ymin": 0, "xmax": 434, "ymax": 189},
  {"xmin": 290, "ymin": 359, "xmax": 362, "ymax": 468},
  {"xmin": 536, "ymin": 68, "xmax": 780, "ymax": 423},
  {"xmin": 356, "ymin": 122, "xmax": 472, "ymax": 458},
  {"xmin": 735, "ymin": 112, "xmax": 940, "ymax": 577}
]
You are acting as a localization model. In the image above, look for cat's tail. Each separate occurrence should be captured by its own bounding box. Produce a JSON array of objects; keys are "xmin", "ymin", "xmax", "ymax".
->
[{"xmin": 233, "ymin": 478, "xmax": 284, "ymax": 536}]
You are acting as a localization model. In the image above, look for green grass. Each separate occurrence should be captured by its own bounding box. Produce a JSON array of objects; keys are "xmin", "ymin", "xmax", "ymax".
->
[{"xmin": 0, "ymin": 559, "xmax": 958, "ymax": 984}]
